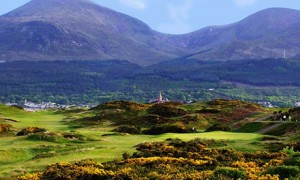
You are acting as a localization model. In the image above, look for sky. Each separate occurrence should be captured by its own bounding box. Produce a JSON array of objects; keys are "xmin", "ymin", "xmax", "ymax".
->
[{"xmin": 0, "ymin": 0, "xmax": 300, "ymax": 34}]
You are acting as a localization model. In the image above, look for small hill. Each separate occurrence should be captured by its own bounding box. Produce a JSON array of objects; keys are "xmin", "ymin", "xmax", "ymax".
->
[
  {"xmin": 288, "ymin": 107, "xmax": 300, "ymax": 118},
  {"xmin": 0, "ymin": 104, "xmax": 25, "ymax": 118},
  {"xmin": 147, "ymin": 102, "xmax": 187, "ymax": 118},
  {"xmin": 237, "ymin": 106, "xmax": 300, "ymax": 138},
  {"xmin": 75, "ymin": 99, "xmax": 265, "ymax": 133},
  {"xmin": 265, "ymin": 107, "xmax": 300, "ymax": 136},
  {"xmin": 93, "ymin": 101, "xmax": 149, "ymax": 111},
  {"xmin": 203, "ymin": 99, "xmax": 263, "ymax": 123}
]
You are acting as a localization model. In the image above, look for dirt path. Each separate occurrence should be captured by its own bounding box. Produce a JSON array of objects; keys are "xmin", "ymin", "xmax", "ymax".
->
[{"xmin": 256, "ymin": 115, "xmax": 272, "ymax": 122}]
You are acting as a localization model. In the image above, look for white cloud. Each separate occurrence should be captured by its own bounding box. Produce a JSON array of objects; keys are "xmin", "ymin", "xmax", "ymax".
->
[
  {"xmin": 234, "ymin": 0, "xmax": 257, "ymax": 7},
  {"xmin": 119, "ymin": 0, "xmax": 147, "ymax": 10},
  {"xmin": 157, "ymin": 0, "xmax": 193, "ymax": 34}
]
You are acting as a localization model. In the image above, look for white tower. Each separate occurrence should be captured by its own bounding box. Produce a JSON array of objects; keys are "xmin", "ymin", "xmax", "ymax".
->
[
  {"xmin": 284, "ymin": 50, "xmax": 287, "ymax": 59},
  {"xmin": 158, "ymin": 92, "xmax": 163, "ymax": 103}
]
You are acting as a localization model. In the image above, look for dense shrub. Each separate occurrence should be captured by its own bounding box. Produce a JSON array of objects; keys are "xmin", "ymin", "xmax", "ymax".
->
[
  {"xmin": 197, "ymin": 108, "xmax": 221, "ymax": 114},
  {"xmin": 284, "ymin": 156, "xmax": 300, "ymax": 167},
  {"xmin": 206, "ymin": 124, "xmax": 231, "ymax": 132},
  {"xmin": 16, "ymin": 127, "xmax": 46, "ymax": 136},
  {"xmin": 266, "ymin": 166, "xmax": 300, "ymax": 179},
  {"xmin": 0, "ymin": 124, "xmax": 12, "ymax": 133},
  {"xmin": 261, "ymin": 136, "xmax": 280, "ymax": 141},
  {"xmin": 113, "ymin": 125, "xmax": 141, "ymax": 134},
  {"xmin": 42, "ymin": 160, "xmax": 114, "ymax": 180},
  {"xmin": 18, "ymin": 173, "xmax": 41, "ymax": 180},
  {"xmin": 135, "ymin": 114, "xmax": 170, "ymax": 125},
  {"xmin": 143, "ymin": 124, "xmax": 191, "ymax": 135},
  {"xmin": 11, "ymin": 105, "xmax": 24, "ymax": 110},
  {"xmin": 231, "ymin": 107, "xmax": 255, "ymax": 120},
  {"xmin": 266, "ymin": 123, "xmax": 299, "ymax": 136},
  {"xmin": 147, "ymin": 103, "xmax": 187, "ymax": 118},
  {"xmin": 63, "ymin": 132, "xmax": 87, "ymax": 141},
  {"xmin": 27, "ymin": 132, "xmax": 65, "ymax": 142},
  {"xmin": 295, "ymin": 143, "xmax": 300, "ymax": 152},
  {"xmin": 101, "ymin": 133, "xmax": 129, "ymax": 137},
  {"xmin": 163, "ymin": 102, "xmax": 184, "ymax": 106},
  {"xmin": 27, "ymin": 132, "xmax": 87, "ymax": 142},
  {"xmin": 94, "ymin": 101, "xmax": 148, "ymax": 111},
  {"xmin": 266, "ymin": 165, "xmax": 300, "ymax": 179},
  {"xmin": 212, "ymin": 167, "xmax": 246, "ymax": 180},
  {"xmin": 208, "ymin": 99, "xmax": 241, "ymax": 106},
  {"xmin": 238, "ymin": 122, "xmax": 264, "ymax": 133},
  {"xmin": 288, "ymin": 142, "xmax": 300, "ymax": 152}
]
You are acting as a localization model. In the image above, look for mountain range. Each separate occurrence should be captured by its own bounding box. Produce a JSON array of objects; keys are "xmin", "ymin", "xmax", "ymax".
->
[{"xmin": 0, "ymin": 0, "xmax": 299, "ymax": 65}]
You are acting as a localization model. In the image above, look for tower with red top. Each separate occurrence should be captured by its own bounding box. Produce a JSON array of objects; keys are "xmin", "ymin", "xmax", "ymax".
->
[{"xmin": 158, "ymin": 92, "xmax": 163, "ymax": 103}]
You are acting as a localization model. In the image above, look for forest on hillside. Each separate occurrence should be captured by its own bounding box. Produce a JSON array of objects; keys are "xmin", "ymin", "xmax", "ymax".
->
[{"xmin": 0, "ymin": 58, "xmax": 300, "ymax": 106}]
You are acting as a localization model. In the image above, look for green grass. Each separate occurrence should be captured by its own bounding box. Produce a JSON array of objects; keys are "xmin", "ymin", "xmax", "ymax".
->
[
  {"xmin": 149, "ymin": 131, "xmax": 262, "ymax": 141},
  {"xmin": 238, "ymin": 122, "xmax": 264, "ymax": 133},
  {"xmin": 266, "ymin": 123, "xmax": 300, "ymax": 136},
  {"xmin": 0, "ymin": 107, "xmax": 73, "ymax": 133}
]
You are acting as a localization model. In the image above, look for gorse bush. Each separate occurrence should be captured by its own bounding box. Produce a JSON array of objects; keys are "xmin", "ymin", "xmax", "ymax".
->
[
  {"xmin": 18, "ymin": 139, "xmax": 299, "ymax": 180},
  {"xmin": 27, "ymin": 132, "xmax": 87, "ymax": 143},
  {"xmin": 266, "ymin": 165, "xmax": 300, "ymax": 179},
  {"xmin": 283, "ymin": 146, "xmax": 295, "ymax": 155},
  {"xmin": 143, "ymin": 123, "xmax": 192, "ymax": 135},
  {"xmin": 27, "ymin": 132, "xmax": 65, "ymax": 142},
  {"xmin": 212, "ymin": 167, "xmax": 246, "ymax": 180},
  {"xmin": 206, "ymin": 124, "xmax": 231, "ymax": 132},
  {"xmin": 284, "ymin": 155, "xmax": 300, "ymax": 167},
  {"xmin": 147, "ymin": 103, "xmax": 187, "ymax": 118},
  {"xmin": 113, "ymin": 125, "xmax": 141, "ymax": 134},
  {"xmin": 289, "ymin": 142, "xmax": 300, "ymax": 152},
  {"xmin": 208, "ymin": 99, "xmax": 243, "ymax": 106},
  {"xmin": 197, "ymin": 108, "xmax": 221, "ymax": 114},
  {"xmin": 74, "ymin": 99, "xmax": 266, "ymax": 131},
  {"xmin": 16, "ymin": 127, "xmax": 46, "ymax": 136},
  {"xmin": 94, "ymin": 100, "xmax": 149, "ymax": 111},
  {"xmin": 0, "ymin": 124, "xmax": 12, "ymax": 133}
]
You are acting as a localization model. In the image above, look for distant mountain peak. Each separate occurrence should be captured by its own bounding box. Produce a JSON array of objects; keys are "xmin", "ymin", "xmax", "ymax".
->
[
  {"xmin": 0, "ymin": 0, "xmax": 181, "ymax": 65},
  {"xmin": 3, "ymin": 0, "xmax": 109, "ymax": 18},
  {"xmin": 0, "ymin": 3, "xmax": 300, "ymax": 65},
  {"xmin": 166, "ymin": 7, "xmax": 300, "ymax": 61}
]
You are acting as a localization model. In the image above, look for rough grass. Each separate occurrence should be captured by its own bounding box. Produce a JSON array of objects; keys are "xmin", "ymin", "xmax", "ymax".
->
[
  {"xmin": 266, "ymin": 123, "xmax": 300, "ymax": 136},
  {"xmin": 238, "ymin": 122, "xmax": 265, "ymax": 133}
]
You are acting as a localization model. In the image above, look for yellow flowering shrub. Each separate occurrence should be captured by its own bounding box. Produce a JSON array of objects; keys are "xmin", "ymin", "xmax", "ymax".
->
[
  {"xmin": 17, "ymin": 173, "xmax": 41, "ymax": 180},
  {"xmin": 17, "ymin": 139, "xmax": 299, "ymax": 179}
]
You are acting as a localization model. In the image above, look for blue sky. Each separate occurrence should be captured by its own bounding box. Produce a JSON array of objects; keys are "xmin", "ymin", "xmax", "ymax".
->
[{"xmin": 0, "ymin": 0, "xmax": 300, "ymax": 34}]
